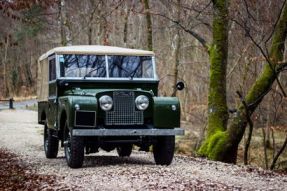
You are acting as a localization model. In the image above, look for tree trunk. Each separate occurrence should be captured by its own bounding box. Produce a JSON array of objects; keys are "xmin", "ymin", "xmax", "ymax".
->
[
  {"xmin": 59, "ymin": 0, "xmax": 72, "ymax": 46},
  {"xmin": 3, "ymin": 35, "xmax": 10, "ymax": 97},
  {"xmin": 265, "ymin": 97, "xmax": 272, "ymax": 148},
  {"xmin": 102, "ymin": 17, "xmax": 109, "ymax": 45},
  {"xmin": 270, "ymin": 133, "xmax": 287, "ymax": 170},
  {"xmin": 123, "ymin": 6, "xmax": 130, "ymax": 47},
  {"xmin": 262, "ymin": 128, "xmax": 269, "ymax": 169},
  {"xmin": 88, "ymin": 16, "xmax": 96, "ymax": 45},
  {"xmin": 199, "ymin": 1, "xmax": 287, "ymax": 163},
  {"xmin": 143, "ymin": 0, "xmax": 153, "ymax": 50},
  {"xmin": 244, "ymin": 120, "xmax": 253, "ymax": 165},
  {"xmin": 198, "ymin": 0, "xmax": 230, "ymax": 162},
  {"xmin": 171, "ymin": 0, "xmax": 181, "ymax": 97},
  {"xmin": 87, "ymin": 0, "xmax": 98, "ymax": 45}
]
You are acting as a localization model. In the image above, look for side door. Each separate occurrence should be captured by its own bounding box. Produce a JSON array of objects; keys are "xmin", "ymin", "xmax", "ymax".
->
[{"xmin": 48, "ymin": 55, "xmax": 58, "ymax": 130}]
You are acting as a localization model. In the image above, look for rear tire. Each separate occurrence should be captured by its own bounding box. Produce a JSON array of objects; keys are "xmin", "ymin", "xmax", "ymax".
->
[
  {"xmin": 153, "ymin": 136, "xmax": 175, "ymax": 165},
  {"xmin": 44, "ymin": 123, "xmax": 59, "ymax": 158},
  {"xmin": 116, "ymin": 144, "xmax": 133, "ymax": 157},
  {"xmin": 64, "ymin": 125, "xmax": 84, "ymax": 168}
]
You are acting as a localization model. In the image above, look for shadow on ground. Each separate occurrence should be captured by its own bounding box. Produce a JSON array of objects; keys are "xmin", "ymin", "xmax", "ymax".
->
[{"xmin": 83, "ymin": 155, "xmax": 154, "ymax": 167}]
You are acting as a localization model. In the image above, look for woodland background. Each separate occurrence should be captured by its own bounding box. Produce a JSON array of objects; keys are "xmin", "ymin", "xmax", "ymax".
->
[{"xmin": 0, "ymin": 0, "xmax": 287, "ymax": 170}]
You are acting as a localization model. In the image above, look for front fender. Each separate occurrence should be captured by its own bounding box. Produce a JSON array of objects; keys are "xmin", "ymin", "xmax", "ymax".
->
[
  {"xmin": 58, "ymin": 96, "xmax": 97, "ymax": 129},
  {"xmin": 153, "ymin": 97, "xmax": 180, "ymax": 128}
]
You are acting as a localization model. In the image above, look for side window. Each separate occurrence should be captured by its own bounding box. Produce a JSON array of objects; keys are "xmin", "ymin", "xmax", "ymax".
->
[{"xmin": 49, "ymin": 57, "xmax": 56, "ymax": 81}]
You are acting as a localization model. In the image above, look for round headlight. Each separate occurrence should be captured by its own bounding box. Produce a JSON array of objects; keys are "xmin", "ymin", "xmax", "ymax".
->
[
  {"xmin": 74, "ymin": 104, "xmax": 80, "ymax": 110},
  {"xmin": 135, "ymin": 95, "xmax": 149, "ymax": 110},
  {"xmin": 99, "ymin": 95, "xmax": 113, "ymax": 111}
]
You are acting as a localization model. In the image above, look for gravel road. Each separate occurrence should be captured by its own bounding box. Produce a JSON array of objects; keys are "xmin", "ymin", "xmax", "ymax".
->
[{"xmin": 0, "ymin": 109, "xmax": 286, "ymax": 191}]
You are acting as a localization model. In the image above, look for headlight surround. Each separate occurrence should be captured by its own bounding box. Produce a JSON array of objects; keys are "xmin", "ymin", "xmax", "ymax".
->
[
  {"xmin": 99, "ymin": 95, "xmax": 113, "ymax": 111},
  {"xmin": 135, "ymin": 95, "xmax": 149, "ymax": 110}
]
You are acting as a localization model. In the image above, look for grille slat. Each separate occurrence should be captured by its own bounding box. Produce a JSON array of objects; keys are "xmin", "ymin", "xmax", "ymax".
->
[{"xmin": 105, "ymin": 91, "xmax": 143, "ymax": 125}]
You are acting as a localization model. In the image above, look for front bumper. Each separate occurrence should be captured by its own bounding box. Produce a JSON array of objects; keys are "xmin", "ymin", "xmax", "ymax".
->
[{"xmin": 72, "ymin": 128, "xmax": 184, "ymax": 136}]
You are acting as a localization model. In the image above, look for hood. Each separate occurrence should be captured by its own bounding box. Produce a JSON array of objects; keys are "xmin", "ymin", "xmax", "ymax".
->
[
  {"xmin": 58, "ymin": 79, "xmax": 159, "ymax": 97},
  {"xmin": 64, "ymin": 88, "xmax": 155, "ymax": 97}
]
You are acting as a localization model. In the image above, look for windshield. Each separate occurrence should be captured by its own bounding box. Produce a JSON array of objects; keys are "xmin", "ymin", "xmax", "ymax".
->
[
  {"xmin": 59, "ymin": 54, "xmax": 154, "ymax": 79},
  {"xmin": 107, "ymin": 56, "xmax": 153, "ymax": 78},
  {"xmin": 59, "ymin": 55, "xmax": 106, "ymax": 78}
]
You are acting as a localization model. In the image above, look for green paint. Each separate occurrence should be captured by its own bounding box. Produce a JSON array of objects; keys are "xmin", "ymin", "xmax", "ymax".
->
[
  {"xmin": 153, "ymin": 97, "xmax": 180, "ymax": 128},
  {"xmin": 38, "ymin": 78, "xmax": 180, "ymax": 139}
]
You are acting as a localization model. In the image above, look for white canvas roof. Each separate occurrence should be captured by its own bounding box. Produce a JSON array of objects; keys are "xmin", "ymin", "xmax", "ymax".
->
[{"xmin": 39, "ymin": 45, "xmax": 154, "ymax": 61}]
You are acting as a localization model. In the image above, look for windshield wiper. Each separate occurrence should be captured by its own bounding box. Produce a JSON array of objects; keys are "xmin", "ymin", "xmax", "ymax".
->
[
  {"xmin": 129, "ymin": 70, "xmax": 137, "ymax": 79},
  {"xmin": 129, "ymin": 63, "xmax": 141, "ymax": 79},
  {"xmin": 83, "ymin": 68, "xmax": 95, "ymax": 79},
  {"xmin": 83, "ymin": 67, "xmax": 101, "ymax": 79},
  {"xmin": 113, "ymin": 62, "xmax": 132, "ymax": 78}
]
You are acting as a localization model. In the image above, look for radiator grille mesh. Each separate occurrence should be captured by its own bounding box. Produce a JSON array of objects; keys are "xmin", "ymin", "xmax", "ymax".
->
[{"xmin": 105, "ymin": 91, "xmax": 143, "ymax": 125}]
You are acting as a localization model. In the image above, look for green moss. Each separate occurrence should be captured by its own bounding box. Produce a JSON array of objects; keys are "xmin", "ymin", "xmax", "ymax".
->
[
  {"xmin": 198, "ymin": 141, "xmax": 208, "ymax": 156},
  {"xmin": 208, "ymin": 132, "xmax": 229, "ymax": 160},
  {"xmin": 198, "ymin": 131, "xmax": 229, "ymax": 161},
  {"xmin": 207, "ymin": 36, "xmax": 228, "ymax": 136},
  {"xmin": 245, "ymin": 64, "xmax": 275, "ymax": 105}
]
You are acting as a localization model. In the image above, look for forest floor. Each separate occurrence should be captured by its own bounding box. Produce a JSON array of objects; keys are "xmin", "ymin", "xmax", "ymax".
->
[{"xmin": 0, "ymin": 109, "xmax": 287, "ymax": 190}]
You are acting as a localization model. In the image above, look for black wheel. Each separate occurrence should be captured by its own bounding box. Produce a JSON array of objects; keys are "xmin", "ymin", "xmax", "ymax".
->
[
  {"xmin": 116, "ymin": 144, "xmax": 133, "ymax": 157},
  {"xmin": 153, "ymin": 136, "xmax": 175, "ymax": 165},
  {"xmin": 64, "ymin": 123, "xmax": 84, "ymax": 168},
  {"xmin": 44, "ymin": 123, "xmax": 59, "ymax": 158}
]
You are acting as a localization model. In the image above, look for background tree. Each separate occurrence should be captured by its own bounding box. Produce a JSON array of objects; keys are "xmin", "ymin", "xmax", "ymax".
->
[
  {"xmin": 199, "ymin": 0, "xmax": 287, "ymax": 163},
  {"xmin": 142, "ymin": 0, "xmax": 153, "ymax": 50}
]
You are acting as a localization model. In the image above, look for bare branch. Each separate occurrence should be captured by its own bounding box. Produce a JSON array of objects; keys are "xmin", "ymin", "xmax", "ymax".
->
[
  {"xmin": 277, "ymin": 60, "xmax": 287, "ymax": 70},
  {"xmin": 194, "ymin": 0, "xmax": 212, "ymax": 19},
  {"xmin": 236, "ymin": 91, "xmax": 254, "ymax": 165},
  {"xmin": 227, "ymin": 43, "xmax": 252, "ymax": 78},
  {"xmin": 148, "ymin": 11, "xmax": 209, "ymax": 52},
  {"xmin": 242, "ymin": 0, "xmax": 256, "ymax": 21},
  {"xmin": 231, "ymin": 17, "xmax": 287, "ymax": 98}
]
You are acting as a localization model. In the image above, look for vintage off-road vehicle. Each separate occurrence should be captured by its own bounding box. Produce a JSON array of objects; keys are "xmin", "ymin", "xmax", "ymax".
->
[{"xmin": 37, "ymin": 45, "xmax": 184, "ymax": 168}]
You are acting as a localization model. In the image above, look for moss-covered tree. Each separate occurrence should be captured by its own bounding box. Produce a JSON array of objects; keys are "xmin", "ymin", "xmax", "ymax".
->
[{"xmin": 198, "ymin": 0, "xmax": 287, "ymax": 163}]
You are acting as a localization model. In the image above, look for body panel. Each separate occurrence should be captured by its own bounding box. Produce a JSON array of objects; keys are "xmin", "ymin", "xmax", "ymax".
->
[{"xmin": 153, "ymin": 97, "xmax": 180, "ymax": 128}]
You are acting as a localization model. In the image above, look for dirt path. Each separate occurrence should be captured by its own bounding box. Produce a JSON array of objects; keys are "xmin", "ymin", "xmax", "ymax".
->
[
  {"xmin": 0, "ymin": 99, "xmax": 37, "ymax": 110},
  {"xmin": 0, "ymin": 110, "xmax": 286, "ymax": 190}
]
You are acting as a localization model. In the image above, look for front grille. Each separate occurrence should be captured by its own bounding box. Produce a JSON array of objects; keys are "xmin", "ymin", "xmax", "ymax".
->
[{"xmin": 105, "ymin": 91, "xmax": 143, "ymax": 125}]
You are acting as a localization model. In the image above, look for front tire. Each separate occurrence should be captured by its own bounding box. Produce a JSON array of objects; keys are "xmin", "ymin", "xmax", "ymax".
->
[
  {"xmin": 116, "ymin": 144, "xmax": 133, "ymax": 157},
  {"xmin": 153, "ymin": 136, "xmax": 175, "ymax": 165},
  {"xmin": 44, "ymin": 123, "xmax": 59, "ymax": 158},
  {"xmin": 64, "ymin": 125, "xmax": 84, "ymax": 168}
]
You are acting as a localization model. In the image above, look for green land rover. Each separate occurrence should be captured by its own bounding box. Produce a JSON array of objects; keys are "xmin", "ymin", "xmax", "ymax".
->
[{"xmin": 37, "ymin": 45, "xmax": 184, "ymax": 168}]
